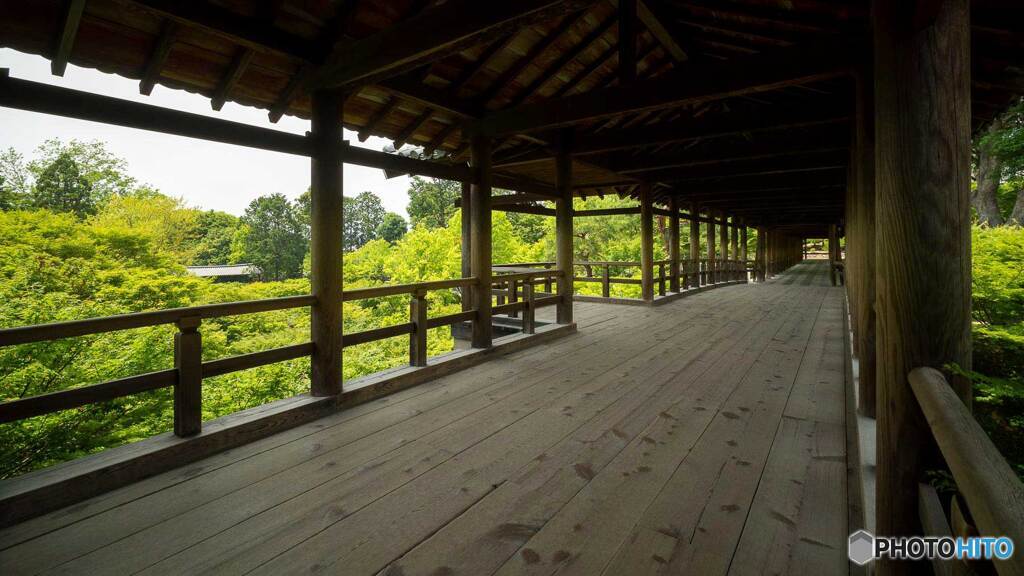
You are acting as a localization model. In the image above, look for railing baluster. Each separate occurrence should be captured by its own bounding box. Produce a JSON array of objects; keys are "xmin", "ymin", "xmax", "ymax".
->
[
  {"xmin": 602, "ymin": 265, "xmax": 610, "ymax": 297},
  {"xmin": 410, "ymin": 289, "xmax": 428, "ymax": 367},
  {"xmin": 522, "ymin": 281, "xmax": 535, "ymax": 334},
  {"xmin": 509, "ymin": 279, "xmax": 519, "ymax": 318},
  {"xmin": 174, "ymin": 316, "xmax": 202, "ymax": 437}
]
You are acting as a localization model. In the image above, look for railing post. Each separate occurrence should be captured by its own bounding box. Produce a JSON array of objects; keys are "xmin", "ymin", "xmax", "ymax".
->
[
  {"xmin": 522, "ymin": 281, "xmax": 535, "ymax": 334},
  {"xmin": 707, "ymin": 211, "xmax": 716, "ymax": 284},
  {"xmin": 174, "ymin": 316, "xmax": 202, "ymax": 437},
  {"xmin": 602, "ymin": 264, "xmax": 610, "ymax": 297},
  {"xmin": 689, "ymin": 203, "xmax": 701, "ymax": 288},
  {"xmin": 509, "ymin": 279, "xmax": 519, "ymax": 318},
  {"xmin": 409, "ymin": 289, "xmax": 428, "ymax": 367},
  {"xmin": 658, "ymin": 263, "xmax": 666, "ymax": 296}
]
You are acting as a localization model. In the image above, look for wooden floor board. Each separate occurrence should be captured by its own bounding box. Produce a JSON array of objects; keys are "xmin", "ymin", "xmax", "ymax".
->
[{"xmin": 0, "ymin": 261, "xmax": 849, "ymax": 576}]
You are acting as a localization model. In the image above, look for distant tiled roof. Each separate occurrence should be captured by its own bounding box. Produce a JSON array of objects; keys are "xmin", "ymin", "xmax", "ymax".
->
[{"xmin": 185, "ymin": 264, "xmax": 261, "ymax": 278}]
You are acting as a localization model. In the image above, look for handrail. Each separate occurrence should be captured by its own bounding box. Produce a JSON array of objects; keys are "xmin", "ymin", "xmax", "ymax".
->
[
  {"xmin": 910, "ymin": 367, "xmax": 1024, "ymax": 575},
  {"xmin": 0, "ymin": 274, "xmax": 543, "ymax": 436},
  {"xmin": 0, "ymin": 295, "xmax": 316, "ymax": 346}
]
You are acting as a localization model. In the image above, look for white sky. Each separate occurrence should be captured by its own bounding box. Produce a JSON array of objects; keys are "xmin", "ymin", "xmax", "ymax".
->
[{"xmin": 0, "ymin": 48, "xmax": 413, "ymax": 217}]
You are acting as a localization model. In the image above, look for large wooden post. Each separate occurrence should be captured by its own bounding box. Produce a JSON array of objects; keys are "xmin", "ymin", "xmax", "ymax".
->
[
  {"xmin": 669, "ymin": 197, "xmax": 680, "ymax": 292},
  {"xmin": 740, "ymin": 221, "xmax": 748, "ymax": 282},
  {"xmin": 470, "ymin": 132, "xmax": 493, "ymax": 347},
  {"xmin": 639, "ymin": 183, "xmax": 655, "ymax": 301},
  {"xmin": 874, "ymin": 0, "xmax": 972, "ymax": 560},
  {"xmin": 730, "ymin": 218, "xmax": 739, "ymax": 281},
  {"xmin": 756, "ymin": 227, "xmax": 766, "ymax": 281},
  {"xmin": 309, "ymin": 91, "xmax": 343, "ymax": 397},
  {"xmin": 555, "ymin": 142, "xmax": 574, "ymax": 323},
  {"xmin": 854, "ymin": 67, "xmax": 877, "ymax": 417},
  {"xmin": 719, "ymin": 212, "xmax": 729, "ymax": 282},
  {"xmin": 828, "ymin": 223, "xmax": 839, "ymax": 286},
  {"xmin": 460, "ymin": 182, "xmax": 472, "ymax": 312},
  {"xmin": 707, "ymin": 209, "xmax": 716, "ymax": 284},
  {"xmin": 689, "ymin": 203, "xmax": 701, "ymax": 288}
]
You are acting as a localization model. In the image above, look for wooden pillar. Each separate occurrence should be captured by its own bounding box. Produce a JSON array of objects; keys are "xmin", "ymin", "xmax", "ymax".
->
[
  {"xmin": 756, "ymin": 227, "xmax": 766, "ymax": 281},
  {"xmin": 309, "ymin": 91, "xmax": 343, "ymax": 397},
  {"xmin": 640, "ymin": 183, "xmax": 655, "ymax": 301},
  {"xmin": 730, "ymin": 219, "xmax": 739, "ymax": 281},
  {"xmin": 873, "ymin": 0, "xmax": 972, "ymax": 559},
  {"xmin": 828, "ymin": 223, "xmax": 839, "ymax": 286},
  {"xmin": 706, "ymin": 209, "xmax": 716, "ymax": 283},
  {"xmin": 669, "ymin": 197, "xmax": 680, "ymax": 292},
  {"xmin": 470, "ymin": 132, "xmax": 493, "ymax": 347},
  {"xmin": 719, "ymin": 212, "xmax": 728, "ymax": 282},
  {"xmin": 460, "ymin": 182, "xmax": 472, "ymax": 312},
  {"xmin": 555, "ymin": 142, "xmax": 574, "ymax": 323},
  {"xmin": 689, "ymin": 203, "xmax": 701, "ymax": 288},
  {"xmin": 854, "ymin": 66, "xmax": 877, "ymax": 417},
  {"xmin": 740, "ymin": 222, "xmax": 748, "ymax": 282}
]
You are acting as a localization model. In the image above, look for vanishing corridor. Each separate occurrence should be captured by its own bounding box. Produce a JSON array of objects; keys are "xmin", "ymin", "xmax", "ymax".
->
[{"xmin": 0, "ymin": 261, "xmax": 849, "ymax": 575}]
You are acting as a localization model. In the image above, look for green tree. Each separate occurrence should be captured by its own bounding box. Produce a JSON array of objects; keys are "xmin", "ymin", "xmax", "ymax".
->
[
  {"xmin": 192, "ymin": 210, "xmax": 241, "ymax": 265},
  {"xmin": 344, "ymin": 191, "xmax": 386, "ymax": 250},
  {"xmin": 90, "ymin": 189, "xmax": 201, "ymax": 261},
  {"xmin": 28, "ymin": 139, "xmax": 137, "ymax": 201},
  {"xmin": 407, "ymin": 176, "xmax": 460, "ymax": 228},
  {"xmin": 377, "ymin": 212, "xmax": 408, "ymax": 243},
  {"xmin": 240, "ymin": 194, "xmax": 307, "ymax": 280},
  {"xmin": 0, "ymin": 148, "xmax": 29, "ymax": 210},
  {"xmin": 31, "ymin": 152, "xmax": 97, "ymax": 217}
]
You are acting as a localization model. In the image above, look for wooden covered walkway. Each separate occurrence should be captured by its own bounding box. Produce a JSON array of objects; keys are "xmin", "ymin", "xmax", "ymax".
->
[{"xmin": 0, "ymin": 261, "xmax": 849, "ymax": 576}]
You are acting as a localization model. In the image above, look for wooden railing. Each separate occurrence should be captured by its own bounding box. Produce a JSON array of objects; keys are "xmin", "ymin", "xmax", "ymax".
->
[
  {"xmin": 0, "ymin": 271, "xmax": 565, "ymax": 438},
  {"xmin": 910, "ymin": 367, "xmax": 1024, "ymax": 576},
  {"xmin": 495, "ymin": 260, "xmax": 749, "ymax": 300}
]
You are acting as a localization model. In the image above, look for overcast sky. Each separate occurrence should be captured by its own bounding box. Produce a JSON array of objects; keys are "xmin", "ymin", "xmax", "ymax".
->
[{"xmin": 0, "ymin": 48, "xmax": 413, "ymax": 217}]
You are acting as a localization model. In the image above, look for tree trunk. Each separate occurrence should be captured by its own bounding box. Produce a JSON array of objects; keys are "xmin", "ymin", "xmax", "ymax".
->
[
  {"xmin": 974, "ymin": 119, "xmax": 1005, "ymax": 226},
  {"xmin": 1010, "ymin": 186, "xmax": 1024, "ymax": 225}
]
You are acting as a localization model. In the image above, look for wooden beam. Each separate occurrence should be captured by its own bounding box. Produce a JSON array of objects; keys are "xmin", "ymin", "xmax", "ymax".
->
[
  {"xmin": 473, "ymin": 12, "xmax": 585, "ymax": 108},
  {"xmin": 492, "ymin": 204, "xmax": 556, "ymax": 216},
  {"xmin": 139, "ymin": 20, "xmax": 178, "ymax": 96},
  {"xmin": 52, "ymin": 0, "xmax": 86, "ymax": 77},
  {"xmin": 632, "ymin": 153, "xmax": 849, "ymax": 183},
  {"xmin": 477, "ymin": 41, "xmax": 856, "ymax": 136},
  {"xmin": 618, "ymin": 0, "xmax": 638, "ymax": 83},
  {"xmin": 493, "ymin": 105, "xmax": 849, "ymax": 166},
  {"xmin": 126, "ymin": 0, "xmax": 319, "ymax": 60},
  {"xmin": 393, "ymin": 108, "xmax": 434, "ymax": 149},
  {"xmin": 268, "ymin": 64, "xmax": 313, "ymax": 123},
  {"xmin": 505, "ymin": 14, "xmax": 617, "ymax": 109},
  {"xmin": 636, "ymin": 0, "xmax": 689, "ymax": 62},
  {"xmin": 309, "ymin": 91, "xmax": 343, "ymax": 397},
  {"xmin": 607, "ymin": 137, "xmax": 850, "ymax": 174},
  {"xmin": 315, "ymin": 0, "xmax": 596, "ymax": 90},
  {"xmin": 0, "ymin": 75, "xmax": 476, "ymax": 184},
  {"xmin": 211, "ymin": 48, "xmax": 253, "ymax": 111}
]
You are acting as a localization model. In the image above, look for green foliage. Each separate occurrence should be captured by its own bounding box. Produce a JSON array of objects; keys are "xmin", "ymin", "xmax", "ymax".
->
[
  {"xmin": 406, "ymin": 176, "xmax": 459, "ymax": 229},
  {"xmin": 377, "ymin": 212, "xmax": 407, "ymax": 243},
  {"xmin": 972, "ymin": 225, "xmax": 1024, "ymax": 326},
  {"xmin": 240, "ymin": 193, "xmax": 308, "ymax": 280},
  {"xmin": 974, "ymin": 325, "xmax": 1024, "ymax": 380},
  {"xmin": 0, "ymin": 148, "xmax": 29, "ymax": 210},
  {"xmin": 981, "ymin": 99, "xmax": 1024, "ymax": 182},
  {"xmin": 90, "ymin": 189, "xmax": 202, "ymax": 262},
  {"xmin": 28, "ymin": 139, "xmax": 138, "ymax": 200}
]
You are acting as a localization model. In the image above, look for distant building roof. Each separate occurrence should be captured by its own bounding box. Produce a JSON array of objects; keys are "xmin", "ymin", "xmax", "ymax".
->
[{"xmin": 185, "ymin": 264, "xmax": 261, "ymax": 278}]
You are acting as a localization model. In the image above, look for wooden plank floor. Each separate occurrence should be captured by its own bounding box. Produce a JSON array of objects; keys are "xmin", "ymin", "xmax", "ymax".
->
[{"xmin": 0, "ymin": 260, "xmax": 849, "ymax": 576}]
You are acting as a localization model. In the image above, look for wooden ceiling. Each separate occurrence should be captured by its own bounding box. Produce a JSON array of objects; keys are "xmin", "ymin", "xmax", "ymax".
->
[{"xmin": 1, "ymin": 0, "xmax": 1022, "ymax": 227}]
